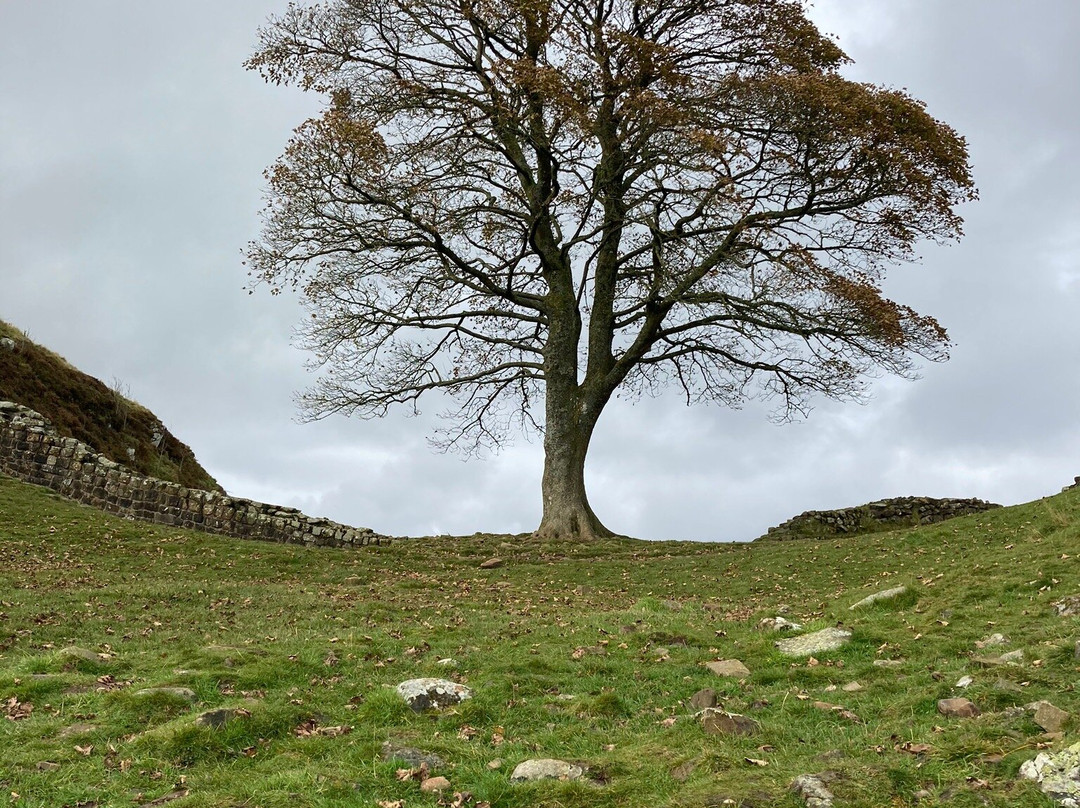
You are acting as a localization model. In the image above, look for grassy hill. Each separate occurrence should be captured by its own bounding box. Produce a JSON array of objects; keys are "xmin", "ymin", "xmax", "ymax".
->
[
  {"xmin": 1, "ymin": 473, "xmax": 1078, "ymax": 807},
  {"xmin": 0, "ymin": 320, "xmax": 220, "ymax": 492}
]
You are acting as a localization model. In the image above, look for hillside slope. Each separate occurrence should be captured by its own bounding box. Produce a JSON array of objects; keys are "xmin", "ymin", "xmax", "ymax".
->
[
  {"xmin": 0, "ymin": 319, "xmax": 220, "ymax": 491},
  {"xmin": 1, "ymin": 474, "xmax": 1079, "ymax": 807}
]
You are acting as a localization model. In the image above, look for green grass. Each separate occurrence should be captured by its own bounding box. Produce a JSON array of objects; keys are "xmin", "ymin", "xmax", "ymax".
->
[{"xmin": 1, "ymin": 474, "xmax": 1078, "ymax": 807}]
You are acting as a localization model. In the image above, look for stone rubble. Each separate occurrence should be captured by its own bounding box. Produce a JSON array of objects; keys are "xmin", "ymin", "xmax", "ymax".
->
[
  {"xmin": 510, "ymin": 759, "xmax": 584, "ymax": 782},
  {"xmin": 792, "ymin": 774, "xmax": 835, "ymax": 808},
  {"xmin": 849, "ymin": 586, "xmax": 907, "ymax": 610},
  {"xmin": 776, "ymin": 628, "xmax": 852, "ymax": 657},
  {"xmin": 1020, "ymin": 742, "xmax": 1080, "ymax": 807},
  {"xmin": 396, "ymin": 678, "xmax": 472, "ymax": 711}
]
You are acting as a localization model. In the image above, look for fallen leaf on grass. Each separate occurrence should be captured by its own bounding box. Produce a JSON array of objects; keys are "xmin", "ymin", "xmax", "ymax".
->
[
  {"xmin": 3, "ymin": 696, "xmax": 32, "ymax": 721},
  {"xmin": 396, "ymin": 763, "xmax": 430, "ymax": 782},
  {"xmin": 896, "ymin": 742, "xmax": 933, "ymax": 755},
  {"xmin": 376, "ymin": 801, "xmax": 405, "ymax": 808},
  {"xmin": 74, "ymin": 745, "xmax": 93, "ymax": 756},
  {"xmin": 294, "ymin": 720, "xmax": 353, "ymax": 738},
  {"xmin": 744, "ymin": 758, "xmax": 768, "ymax": 767},
  {"xmin": 457, "ymin": 725, "xmax": 479, "ymax": 741}
]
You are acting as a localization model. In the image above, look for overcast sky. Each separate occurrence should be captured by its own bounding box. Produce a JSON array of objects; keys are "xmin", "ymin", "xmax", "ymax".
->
[{"xmin": 2, "ymin": 1, "xmax": 1078, "ymax": 542}]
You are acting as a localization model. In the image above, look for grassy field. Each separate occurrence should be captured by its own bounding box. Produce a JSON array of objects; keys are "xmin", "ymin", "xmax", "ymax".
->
[{"xmin": 1, "ymin": 473, "xmax": 1078, "ymax": 807}]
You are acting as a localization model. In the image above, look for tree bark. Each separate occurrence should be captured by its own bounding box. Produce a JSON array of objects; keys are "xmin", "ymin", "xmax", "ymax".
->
[{"xmin": 535, "ymin": 400, "xmax": 615, "ymax": 540}]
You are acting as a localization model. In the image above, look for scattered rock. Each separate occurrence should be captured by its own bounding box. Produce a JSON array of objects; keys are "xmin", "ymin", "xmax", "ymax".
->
[
  {"xmin": 705, "ymin": 659, "xmax": 750, "ymax": 678},
  {"xmin": 841, "ymin": 682, "xmax": 863, "ymax": 693},
  {"xmin": 194, "ymin": 707, "xmax": 250, "ymax": 729},
  {"xmin": 57, "ymin": 723, "xmax": 96, "ymax": 739},
  {"xmin": 1052, "ymin": 596, "xmax": 1080, "ymax": 618},
  {"xmin": 420, "ymin": 776, "xmax": 451, "ymax": 793},
  {"xmin": 792, "ymin": 774, "xmax": 835, "ymax": 808},
  {"xmin": 671, "ymin": 760, "xmax": 696, "ymax": 782},
  {"xmin": 872, "ymin": 659, "xmax": 903, "ymax": 669},
  {"xmin": 35, "ymin": 761, "xmax": 60, "ymax": 772},
  {"xmin": 487, "ymin": 759, "xmax": 503, "ymax": 770},
  {"xmin": 701, "ymin": 709, "xmax": 760, "ymax": 736},
  {"xmin": 1032, "ymin": 702, "xmax": 1071, "ymax": 734},
  {"xmin": 0, "ymin": 337, "xmax": 15, "ymax": 351},
  {"xmin": 776, "ymin": 628, "xmax": 852, "ymax": 657},
  {"xmin": 975, "ymin": 633, "xmax": 1009, "ymax": 649},
  {"xmin": 1020, "ymin": 741, "xmax": 1080, "ymax": 806},
  {"xmin": 58, "ymin": 646, "xmax": 108, "ymax": 667},
  {"xmin": 938, "ymin": 698, "xmax": 980, "ymax": 718},
  {"xmin": 435, "ymin": 658, "xmax": 457, "ymax": 667},
  {"xmin": 396, "ymin": 678, "xmax": 472, "ymax": 711},
  {"xmin": 759, "ymin": 617, "xmax": 803, "ymax": 632},
  {"xmin": 510, "ymin": 759, "xmax": 584, "ymax": 782},
  {"xmin": 134, "ymin": 687, "xmax": 197, "ymax": 701},
  {"xmin": 690, "ymin": 688, "xmax": 718, "ymax": 710},
  {"xmin": 1000, "ymin": 649, "xmax": 1025, "ymax": 664},
  {"xmin": 381, "ymin": 742, "xmax": 444, "ymax": 770},
  {"xmin": 955, "ymin": 675, "xmax": 974, "ymax": 689},
  {"xmin": 1074, "ymin": 640, "xmax": 1080, "ymax": 660},
  {"xmin": 479, "ymin": 558, "xmax": 503, "ymax": 569},
  {"xmin": 849, "ymin": 586, "xmax": 907, "ymax": 610},
  {"xmin": 994, "ymin": 678, "xmax": 1023, "ymax": 693}
]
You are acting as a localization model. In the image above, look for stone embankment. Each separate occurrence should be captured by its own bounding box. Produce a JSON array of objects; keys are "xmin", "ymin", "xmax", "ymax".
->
[
  {"xmin": 0, "ymin": 400, "xmax": 389, "ymax": 548},
  {"xmin": 758, "ymin": 496, "xmax": 1000, "ymax": 542}
]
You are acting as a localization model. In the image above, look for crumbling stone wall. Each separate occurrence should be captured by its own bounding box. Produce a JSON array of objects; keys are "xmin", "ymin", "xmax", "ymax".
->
[
  {"xmin": 758, "ymin": 495, "xmax": 1001, "ymax": 542},
  {"xmin": 0, "ymin": 401, "xmax": 389, "ymax": 548}
]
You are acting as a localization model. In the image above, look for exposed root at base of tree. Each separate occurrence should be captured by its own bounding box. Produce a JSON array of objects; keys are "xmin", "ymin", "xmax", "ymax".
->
[{"xmin": 532, "ymin": 512, "xmax": 618, "ymax": 541}]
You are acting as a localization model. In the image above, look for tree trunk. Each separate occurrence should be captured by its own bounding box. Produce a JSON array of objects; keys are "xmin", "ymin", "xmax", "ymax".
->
[{"xmin": 534, "ymin": 390, "xmax": 615, "ymax": 540}]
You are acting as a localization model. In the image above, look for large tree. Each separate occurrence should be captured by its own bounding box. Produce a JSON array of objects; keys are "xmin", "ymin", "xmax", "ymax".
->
[{"xmin": 246, "ymin": 0, "xmax": 974, "ymax": 540}]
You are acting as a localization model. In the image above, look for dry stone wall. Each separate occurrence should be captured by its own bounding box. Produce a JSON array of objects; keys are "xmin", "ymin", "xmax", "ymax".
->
[
  {"xmin": 0, "ymin": 400, "xmax": 389, "ymax": 548},
  {"xmin": 758, "ymin": 495, "xmax": 1001, "ymax": 542}
]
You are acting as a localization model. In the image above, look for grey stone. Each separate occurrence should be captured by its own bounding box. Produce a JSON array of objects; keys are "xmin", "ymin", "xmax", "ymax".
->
[
  {"xmin": 381, "ymin": 742, "xmax": 444, "ymax": 770},
  {"xmin": 396, "ymin": 678, "xmax": 472, "ymax": 711},
  {"xmin": 479, "ymin": 557, "xmax": 503, "ymax": 569},
  {"xmin": 705, "ymin": 659, "xmax": 750, "ymax": 678},
  {"xmin": 1054, "ymin": 597, "xmax": 1080, "ymax": 618},
  {"xmin": 57, "ymin": 723, "xmax": 96, "ymax": 738},
  {"xmin": 134, "ymin": 687, "xmax": 197, "ymax": 701},
  {"xmin": 700, "ymin": 709, "xmax": 760, "ymax": 736},
  {"xmin": 195, "ymin": 707, "xmax": 249, "ymax": 729},
  {"xmin": 955, "ymin": 675, "xmax": 974, "ymax": 688},
  {"xmin": 849, "ymin": 586, "xmax": 907, "ymax": 610},
  {"xmin": 872, "ymin": 659, "xmax": 903, "ymax": 669},
  {"xmin": 1020, "ymin": 742, "xmax": 1080, "ymax": 807},
  {"xmin": 1074, "ymin": 640, "xmax": 1080, "ymax": 660},
  {"xmin": 689, "ymin": 688, "xmax": 718, "ymax": 710},
  {"xmin": 999, "ymin": 649, "xmax": 1025, "ymax": 663},
  {"xmin": 937, "ymin": 698, "xmax": 980, "ymax": 718},
  {"xmin": 841, "ymin": 681, "xmax": 864, "ymax": 693},
  {"xmin": 776, "ymin": 628, "xmax": 852, "ymax": 657},
  {"xmin": 58, "ymin": 646, "xmax": 108, "ymax": 665},
  {"xmin": 510, "ymin": 759, "xmax": 584, "ymax": 782},
  {"xmin": 1033, "ymin": 702, "xmax": 1071, "ymax": 733},
  {"xmin": 0, "ymin": 338, "xmax": 15, "ymax": 351},
  {"xmin": 759, "ymin": 616, "xmax": 803, "ymax": 632},
  {"xmin": 792, "ymin": 774, "xmax": 835, "ymax": 808},
  {"xmin": 975, "ymin": 632, "xmax": 1009, "ymax": 649}
]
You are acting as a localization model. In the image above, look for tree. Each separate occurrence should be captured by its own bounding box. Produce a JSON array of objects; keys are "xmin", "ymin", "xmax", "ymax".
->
[{"xmin": 246, "ymin": 0, "xmax": 975, "ymax": 540}]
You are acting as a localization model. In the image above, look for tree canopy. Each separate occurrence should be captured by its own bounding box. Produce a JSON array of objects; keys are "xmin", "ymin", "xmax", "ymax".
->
[{"xmin": 247, "ymin": 0, "xmax": 975, "ymax": 539}]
